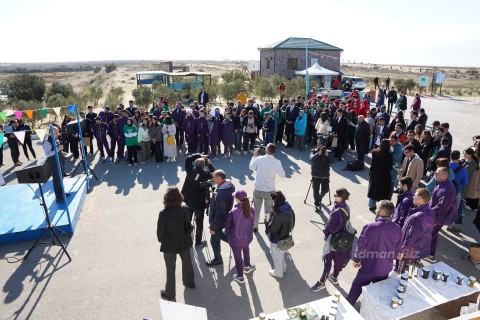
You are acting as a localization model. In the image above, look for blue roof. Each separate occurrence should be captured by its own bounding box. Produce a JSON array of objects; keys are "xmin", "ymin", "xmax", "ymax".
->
[{"xmin": 258, "ymin": 37, "xmax": 343, "ymax": 52}]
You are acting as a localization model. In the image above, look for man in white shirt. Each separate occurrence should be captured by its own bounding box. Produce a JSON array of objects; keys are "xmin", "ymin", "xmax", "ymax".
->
[{"xmin": 249, "ymin": 143, "xmax": 286, "ymax": 231}]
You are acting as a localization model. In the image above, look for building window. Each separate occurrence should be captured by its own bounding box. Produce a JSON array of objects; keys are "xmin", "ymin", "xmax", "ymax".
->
[
  {"xmin": 266, "ymin": 58, "xmax": 271, "ymax": 70},
  {"xmin": 287, "ymin": 58, "xmax": 297, "ymax": 70}
]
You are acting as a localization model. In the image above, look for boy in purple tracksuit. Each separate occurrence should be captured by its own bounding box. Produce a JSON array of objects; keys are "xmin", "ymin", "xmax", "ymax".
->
[
  {"xmin": 347, "ymin": 200, "xmax": 402, "ymax": 306},
  {"xmin": 396, "ymin": 188, "xmax": 435, "ymax": 273},
  {"xmin": 196, "ymin": 110, "xmax": 209, "ymax": 155},
  {"xmin": 392, "ymin": 177, "xmax": 414, "ymax": 228},
  {"xmin": 208, "ymin": 112, "xmax": 221, "ymax": 159},
  {"xmin": 311, "ymin": 188, "xmax": 353, "ymax": 291},
  {"xmin": 224, "ymin": 190, "xmax": 256, "ymax": 283},
  {"xmin": 221, "ymin": 112, "xmax": 234, "ymax": 158},
  {"xmin": 92, "ymin": 116, "xmax": 110, "ymax": 159},
  {"xmin": 115, "ymin": 110, "xmax": 128, "ymax": 162},
  {"xmin": 427, "ymin": 167, "xmax": 458, "ymax": 262},
  {"xmin": 184, "ymin": 110, "xmax": 196, "ymax": 154},
  {"xmin": 172, "ymin": 103, "xmax": 186, "ymax": 146}
]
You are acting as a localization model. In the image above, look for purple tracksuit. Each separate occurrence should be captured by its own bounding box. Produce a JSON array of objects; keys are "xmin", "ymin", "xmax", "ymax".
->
[
  {"xmin": 208, "ymin": 118, "xmax": 221, "ymax": 157},
  {"xmin": 224, "ymin": 204, "xmax": 255, "ymax": 277},
  {"xmin": 184, "ymin": 116, "xmax": 196, "ymax": 154},
  {"xmin": 221, "ymin": 119, "xmax": 234, "ymax": 155},
  {"xmin": 99, "ymin": 111, "xmax": 114, "ymax": 124},
  {"xmin": 396, "ymin": 204, "xmax": 435, "ymax": 272},
  {"xmin": 172, "ymin": 107, "xmax": 186, "ymax": 145},
  {"xmin": 196, "ymin": 117, "xmax": 209, "ymax": 154},
  {"xmin": 429, "ymin": 179, "xmax": 458, "ymax": 257},
  {"xmin": 347, "ymin": 216, "xmax": 402, "ymax": 306},
  {"xmin": 319, "ymin": 202, "xmax": 351, "ymax": 283},
  {"xmin": 152, "ymin": 108, "xmax": 161, "ymax": 118},
  {"xmin": 392, "ymin": 190, "xmax": 414, "ymax": 228},
  {"xmin": 92, "ymin": 122, "xmax": 110, "ymax": 158}
]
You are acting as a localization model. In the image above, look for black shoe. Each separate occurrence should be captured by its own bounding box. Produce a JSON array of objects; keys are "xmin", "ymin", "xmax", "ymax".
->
[
  {"xmin": 206, "ymin": 259, "xmax": 223, "ymax": 267},
  {"xmin": 253, "ymin": 227, "xmax": 258, "ymax": 233},
  {"xmin": 56, "ymin": 198, "xmax": 65, "ymax": 203},
  {"xmin": 160, "ymin": 290, "xmax": 176, "ymax": 302},
  {"xmin": 195, "ymin": 241, "xmax": 206, "ymax": 248},
  {"xmin": 315, "ymin": 206, "xmax": 321, "ymax": 213},
  {"xmin": 455, "ymin": 218, "xmax": 463, "ymax": 224},
  {"xmin": 63, "ymin": 172, "xmax": 70, "ymax": 177},
  {"xmin": 184, "ymin": 282, "xmax": 196, "ymax": 289}
]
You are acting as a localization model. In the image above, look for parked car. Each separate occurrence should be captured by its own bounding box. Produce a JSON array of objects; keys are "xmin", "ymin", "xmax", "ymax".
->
[{"xmin": 341, "ymin": 76, "xmax": 366, "ymax": 91}]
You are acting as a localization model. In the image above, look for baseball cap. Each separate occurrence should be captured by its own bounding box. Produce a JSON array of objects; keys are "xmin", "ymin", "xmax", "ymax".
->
[{"xmin": 232, "ymin": 190, "xmax": 248, "ymax": 201}]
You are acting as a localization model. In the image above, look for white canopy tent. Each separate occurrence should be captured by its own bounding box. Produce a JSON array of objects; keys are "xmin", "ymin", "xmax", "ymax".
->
[{"xmin": 295, "ymin": 63, "xmax": 339, "ymax": 76}]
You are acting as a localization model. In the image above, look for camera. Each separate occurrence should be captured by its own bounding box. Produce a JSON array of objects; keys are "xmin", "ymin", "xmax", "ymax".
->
[
  {"xmin": 317, "ymin": 133, "xmax": 333, "ymax": 145},
  {"xmin": 252, "ymin": 144, "xmax": 266, "ymax": 154},
  {"xmin": 200, "ymin": 179, "xmax": 215, "ymax": 189}
]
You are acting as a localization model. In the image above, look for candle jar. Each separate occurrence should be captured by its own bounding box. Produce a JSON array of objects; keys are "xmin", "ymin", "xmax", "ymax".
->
[
  {"xmin": 401, "ymin": 273, "xmax": 409, "ymax": 281},
  {"xmin": 441, "ymin": 272, "xmax": 449, "ymax": 282},
  {"xmin": 399, "ymin": 280, "xmax": 408, "ymax": 290},
  {"xmin": 456, "ymin": 275, "xmax": 464, "ymax": 285},
  {"xmin": 391, "ymin": 297, "xmax": 399, "ymax": 309},
  {"xmin": 433, "ymin": 268, "xmax": 441, "ymax": 281},
  {"xmin": 421, "ymin": 267, "xmax": 430, "ymax": 279},
  {"xmin": 397, "ymin": 286, "xmax": 406, "ymax": 294},
  {"xmin": 469, "ymin": 276, "xmax": 477, "ymax": 287},
  {"xmin": 396, "ymin": 293, "xmax": 404, "ymax": 305}
]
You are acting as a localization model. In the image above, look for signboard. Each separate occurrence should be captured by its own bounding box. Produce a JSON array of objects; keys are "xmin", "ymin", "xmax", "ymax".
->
[
  {"xmin": 435, "ymin": 71, "xmax": 446, "ymax": 84},
  {"xmin": 419, "ymin": 76, "xmax": 429, "ymax": 87}
]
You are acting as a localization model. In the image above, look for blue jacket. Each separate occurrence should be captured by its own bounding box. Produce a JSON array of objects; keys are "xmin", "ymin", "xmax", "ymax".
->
[
  {"xmin": 450, "ymin": 162, "xmax": 468, "ymax": 194},
  {"xmin": 294, "ymin": 111, "xmax": 307, "ymax": 136},
  {"xmin": 209, "ymin": 180, "xmax": 235, "ymax": 231}
]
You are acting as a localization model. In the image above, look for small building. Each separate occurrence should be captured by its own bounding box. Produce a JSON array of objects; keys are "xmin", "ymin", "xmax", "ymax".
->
[
  {"xmin": 135, "ymin": 71, "xmax": 211, "ymax": 90},
  {"xmin": 258, "ymin": 37, "xmax": 343, "ymax": 79}
]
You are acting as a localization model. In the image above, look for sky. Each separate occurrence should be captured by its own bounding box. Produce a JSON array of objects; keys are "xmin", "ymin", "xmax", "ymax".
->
[{"xmin": 1, "ymin": 0, "xmax": 479, "ymax": 67}]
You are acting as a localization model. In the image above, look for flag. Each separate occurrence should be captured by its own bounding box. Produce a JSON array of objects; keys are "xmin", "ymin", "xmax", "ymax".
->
[
  {"xmin": 0, "ymin": 133, "xmax": 4, "ymax": 148},
  {"xmin": 39, "ymin": 109, "xmax": 48, "ymax": 118},
  {"xmin": 0, "ymin": 112, "xmax": 6, "ymax": 121},
  {"xmin": 13, "ymin": 131, "xmax": 25, "ymax": 144},
  {"xmin": 14, "ymin": 111, "xmax": 23, "ymax": 120},
  {"xmin": 67, "ymin": 105, "xmax": 76, "ymax": 114},
  {"xmin": 35, "ymin": 128, "xmax": 46, "ymax": 140},
  {"xmin": 53, "ymin": 107, "xmax": 62, "ymax": 118},
  {"xmin": 25, "ymin": 110, "xmax": 34, "ymax": 119}
]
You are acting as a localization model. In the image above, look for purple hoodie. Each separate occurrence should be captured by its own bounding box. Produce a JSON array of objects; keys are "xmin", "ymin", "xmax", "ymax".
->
[
  {"xmin": 354, "ymin": 216, "xmax": 403, "ymax": 276},
  {"xmin": 401, "ymin": 204, "xmax": 435, "ymax": 259},
  {"xmin": 224, "ymin": 203, "xmax": 255, "ymax": 248},
  {"xmin": 221, "ymin": 119, "xmax": 234, "ymax": 145},
  {"xmin": 196, "ymin": 117, "xmax": 208, "ymax": 144},
  {"xmin": 392, "ymin": 190, "xmax": 414, "ymax": 228},
  {"xmin": 429, "ymin": 179, "xmax": 458, "ymax": 226},
  {"xmin": 324, "ymin": 201, "xmax": 349, "ymax": 240}
]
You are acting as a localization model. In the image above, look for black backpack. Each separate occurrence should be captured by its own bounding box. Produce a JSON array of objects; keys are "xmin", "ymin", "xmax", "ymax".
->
[
  {"xmin": 330, "ymin": 208, "xmax": 355, "ymax": 253},
  {"xmin": 346, "ymin": 160, "xmax": 364, "ymax": 171}
]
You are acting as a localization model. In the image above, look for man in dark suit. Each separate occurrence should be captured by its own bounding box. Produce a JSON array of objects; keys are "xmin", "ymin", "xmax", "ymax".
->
[
  {"xmin": 418, "ymin": 108, "xmax": 428, "ymax": 129},
  {"xmin": 85, "ymin": 105, "xmax": 97, "ymax": 155},
  {"xmin": 332, "ymin": 109, "xmax": 348, "ymax": 160},
  {"xmin": 126, "ymin": 100, "xmax": 136, "ymax": 117},
  {"xmin": 373, "ymin": 117, "xmax": 390, "ymax": 149},
  {"xmin": 406, "ymin": 111, "xmax": 418, "ymax": 132},
  {"xmin": 198, "ymin": 87, "xmax": 209, "ymax": 107},
  {"xmin": 430, "ymin": 138, "xmax": 451, "ymax": 172},
  {"xmin": 285, "ymin": 101, "xmax": 300, "ymax": 148}
]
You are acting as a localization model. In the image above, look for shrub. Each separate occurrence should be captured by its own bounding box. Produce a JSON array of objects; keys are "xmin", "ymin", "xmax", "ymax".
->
[
  {"xmin": 132, "ymin": 86, "xmax": 153, "ymax": 108},
  {"xmin": 93, "ymin": 66, "xmax": 102, "ymax": 74},
  {"xmin": 104, "ymin": 64, "xmax": 117, "ymax": 73},
  {"xmin": 104, "ymin": 87, "xmax": 125, "ymax": 108}
]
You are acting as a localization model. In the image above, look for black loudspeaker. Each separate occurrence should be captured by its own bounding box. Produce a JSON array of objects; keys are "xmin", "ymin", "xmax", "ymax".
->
[
  {"xmin": 16, "ymin": 158, "xmax": 52, "ymax": 184},
  {"xmin": 66, "ymin": 119, "xmax": 85, "ymax": 135}
]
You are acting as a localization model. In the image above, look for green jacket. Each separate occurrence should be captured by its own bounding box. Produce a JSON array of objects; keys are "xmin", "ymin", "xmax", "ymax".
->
[{"xmin": 124, "ymin": 124, "xmax": 138, "ymax": 147}]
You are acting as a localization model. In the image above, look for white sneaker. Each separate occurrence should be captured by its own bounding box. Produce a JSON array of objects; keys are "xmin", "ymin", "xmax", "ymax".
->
[
  {"xmin": 234, "ymin": 150, "xmax": 241, "ymax": 155},
  {"xmin": 134, "ymin": 163, "xmax": 138, "ymax": 166},
  {"xmin": 172, "ymin": 157, "xmax": 176, "ymax": 162},
  {"xmin": 128, "ymin": 164, "xmax": 132, "ymax": 167}
]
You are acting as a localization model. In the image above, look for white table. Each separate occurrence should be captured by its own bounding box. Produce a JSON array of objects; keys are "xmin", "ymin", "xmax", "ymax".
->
[
  {"xmin": 250, "ymin": 295, "xmax": 363, "ymax": 320},
  {"xmin": 360, "ymin": 261, "xmax": 480, "ymax": 320}
]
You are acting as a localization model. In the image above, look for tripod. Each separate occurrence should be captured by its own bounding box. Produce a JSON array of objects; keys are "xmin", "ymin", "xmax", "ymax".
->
[
  {"xmin": 23, "ymin": 183, "xmax": 72, "ymax": 262},
  {"xmin": 70, "ymin": 142, "xmax": 98, "ymax": 180},
  {"xmin": 304, "ymin": 179, "xmax": 332, "ymax": 206}
]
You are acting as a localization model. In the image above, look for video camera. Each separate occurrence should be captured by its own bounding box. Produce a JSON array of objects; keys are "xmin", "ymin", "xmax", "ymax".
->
[
  {"xmin": 199, "ymin": 179, "xmax": 215, "ymax": 189},
  {"xmin": 317, "ymin": 132, "xmax": 333, "ymax": 145},
  {"xmin": 252, "ymin": 144, "xmax": 266, "ymax": 155}
]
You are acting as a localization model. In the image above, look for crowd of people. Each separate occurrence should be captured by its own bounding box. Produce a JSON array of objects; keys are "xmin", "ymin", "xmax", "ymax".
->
[{"xmin": 154, "ymin": 85, "xmax": 480, "ymax": 307}]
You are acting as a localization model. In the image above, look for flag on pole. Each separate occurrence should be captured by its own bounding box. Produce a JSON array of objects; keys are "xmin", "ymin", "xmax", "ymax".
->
[
  {"xmin": 39, "ymin": 109, "xmax": 48, "ymax": 118},
  {"xmin": 67, "ymin": 105, "xmax": 75, "ymax": 113},
  {"xmin": 14, "ymin": 111, "xmax": 23, "ymax": 120},
  {"xmin": 53, "ymin": 107, "xmax": 62, "ymax": 118},
  {"xmin": 0, "ymin": 112, "xmax": 6, "ymax": 122},
  {"xmin": 13, "ymin": 131, "xmax": 25, "ymax": 144},
  {"xmin": 25, "ymin": 110, "xmax": 34, "ymax": 119}
]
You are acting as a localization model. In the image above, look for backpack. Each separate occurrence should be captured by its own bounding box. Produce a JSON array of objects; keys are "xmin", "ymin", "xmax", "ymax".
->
[
  {"xmin": 330, "ymin": 208, "xmax": 355, "ymax": 253},
  {"xmin": 346, "ymin": 160, "xmax": 364, "ymax": 171}
]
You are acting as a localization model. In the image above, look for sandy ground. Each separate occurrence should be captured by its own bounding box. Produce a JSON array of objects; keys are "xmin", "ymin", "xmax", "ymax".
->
[{"xmin": 0, "ymin": 95, "xmax": 479, "ymax": 320}]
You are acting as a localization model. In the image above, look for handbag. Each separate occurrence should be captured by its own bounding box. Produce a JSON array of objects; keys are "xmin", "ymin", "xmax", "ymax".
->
[
  {"xmin": 330, "ymin": 208, "xmax": 355, "ymax": 253},
  {"xmin": 277, "ymin": 234, "xmax": 294, "ymax": 251},
  {"xmin": 166, "ymin": 136, "xmax": 174, "ymax": 145}
]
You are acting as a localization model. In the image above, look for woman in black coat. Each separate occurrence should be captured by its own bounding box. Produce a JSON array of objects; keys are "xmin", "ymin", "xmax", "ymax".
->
[
  {"xmin": 367, "ymin": 139, "xmax": 393, "ymax": 210},
  {"xmin": 157, "ymin": 186, "xmax": 195, "ymax": 302}
]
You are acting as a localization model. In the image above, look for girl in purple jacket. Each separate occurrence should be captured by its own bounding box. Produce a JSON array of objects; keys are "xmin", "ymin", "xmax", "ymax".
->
[{"xmin": 224, "ymin": 190, "xmax": 256, "ymax": 283}]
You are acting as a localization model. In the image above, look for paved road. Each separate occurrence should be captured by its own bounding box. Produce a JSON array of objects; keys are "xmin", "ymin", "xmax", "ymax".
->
[{"xmin": 1, "ymin": 95, "xmax": 479, "ymax": 320}]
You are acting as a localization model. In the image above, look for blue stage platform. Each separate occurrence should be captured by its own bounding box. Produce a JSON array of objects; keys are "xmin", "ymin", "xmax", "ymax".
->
[{"xmin": 0, "ymin": 176, "xmax": 88, "ymax": 245}]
